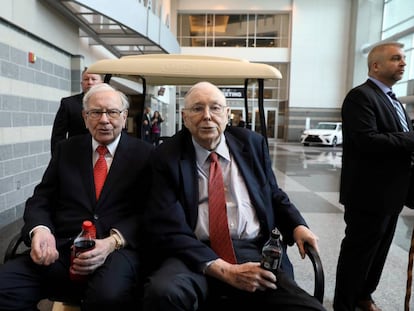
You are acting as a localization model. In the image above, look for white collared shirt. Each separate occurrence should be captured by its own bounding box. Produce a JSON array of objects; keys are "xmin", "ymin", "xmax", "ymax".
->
[
  {"xmin": 193, "ymin": 134, "xmax": 260, "ymax": 241},
  {"xmin": 92, "ymin": 134, "xmax": 121, "ymax": 170}
]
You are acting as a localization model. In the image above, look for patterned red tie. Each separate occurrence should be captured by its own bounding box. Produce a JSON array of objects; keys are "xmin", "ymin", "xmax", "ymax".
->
[
  {"xmin": 94, "ymin": 145, "xmax": 108, "ymax": 200},
  {"xmin": 208, "ymin": 152, "xmax": 237, "ymax": 264}
]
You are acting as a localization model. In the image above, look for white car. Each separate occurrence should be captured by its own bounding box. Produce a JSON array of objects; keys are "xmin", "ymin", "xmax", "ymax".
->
[{"xmin": 300, "ymin": 122, "xmax": 342, "ymax": 147}]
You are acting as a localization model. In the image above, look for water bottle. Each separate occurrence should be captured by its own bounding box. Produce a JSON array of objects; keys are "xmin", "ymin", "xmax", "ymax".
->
[
  {"xmin": 261, "ymin": 228, "xmax": 283, "ymax": 273},
  {"xmin": 70, "ymin": 220, "xmax": 96, "ymax": 281}
]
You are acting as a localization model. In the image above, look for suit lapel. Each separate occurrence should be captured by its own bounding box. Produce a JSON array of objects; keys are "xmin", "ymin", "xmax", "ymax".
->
[
  {"xmin": 76, "ymin": 136, "xmax": 96, "ymax": 209},
  {"xmin": 225, "ymin": 132, "xmax": 267, "ymax": 216},
  {"xmin": 367, "ymin": 80, "xmax": 410, "ymax": 131},
  {"xmin": 180, "ymin": 139, "xmax": 199, "ymax": 227},
  {"xmin": 380, "ymin": 91, "xmax": 402, "ymax": 126}
]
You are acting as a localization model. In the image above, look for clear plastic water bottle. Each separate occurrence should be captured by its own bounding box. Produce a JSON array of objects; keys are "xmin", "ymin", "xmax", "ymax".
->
[
  {"xmin": 261, "ymin": 228, "xmax": 283, "ymax": 273},
  {"xmin": 70, "ymin": 220, "xmax": 96, "ymax": 281}
]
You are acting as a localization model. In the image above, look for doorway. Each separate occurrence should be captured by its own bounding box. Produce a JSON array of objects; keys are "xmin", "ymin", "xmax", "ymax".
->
[
  {"xmin": 254, "ymin": 108, "xmax": 278, "ymax": 139},
  {"xmin": 230, "ymin": 107, "xmax": 278, "ymax": 139}
]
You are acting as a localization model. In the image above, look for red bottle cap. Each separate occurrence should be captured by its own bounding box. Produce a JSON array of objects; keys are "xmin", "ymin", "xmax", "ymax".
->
[{"xmin": 82, "ymin": 220, "xmax": 93, "ymax": 230}]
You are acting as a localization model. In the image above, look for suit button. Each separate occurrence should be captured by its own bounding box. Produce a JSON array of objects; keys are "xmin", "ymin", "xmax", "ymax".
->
[{"xmin": 93, "ymin": 214, "xmax": 99, "ymax": 220}]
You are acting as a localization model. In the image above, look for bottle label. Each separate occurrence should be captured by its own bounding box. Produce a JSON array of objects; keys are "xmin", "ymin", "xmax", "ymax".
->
[
  {"xmin": 73, "ymin": 239, "xmax": 95, "ymax": 257},
  {"xmin": 70, "ymin": 238, "xmax": 96, "ymax": 281},
  {"xmin": 261, "ymin": 248, "xmax": 282, "ymax": 272},
  {"xmin": 261, "ymin": 256, "xmax": 281, "ymax": 271}
]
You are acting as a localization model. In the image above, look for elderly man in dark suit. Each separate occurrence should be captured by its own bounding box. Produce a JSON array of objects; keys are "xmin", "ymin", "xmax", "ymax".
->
[
  {"xmin": 142, "ymin": 81, "xmax": 325, "ymax": 311},
  {"xmin": 50, "ymin": 67, "xmax": 103, "ymax": 155},
  {"xmin": 334, "ymin": 42, "xmax": 414, "ymax": 311},
  {"xmin": 0, "ymin": 83, "xmax": 153, "ymax": 311}
]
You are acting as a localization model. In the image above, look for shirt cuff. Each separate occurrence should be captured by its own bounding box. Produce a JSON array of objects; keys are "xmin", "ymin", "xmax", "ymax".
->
[
  {"xmin": 201, "ymin": 259, "xmax": 217, "ymax": 274},
  {"xmin": 29, "ymin": 225, "xmax": 51, "ymax": 240}
]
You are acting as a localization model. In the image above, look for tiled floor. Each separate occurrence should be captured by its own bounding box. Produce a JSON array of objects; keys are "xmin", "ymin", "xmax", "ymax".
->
[{"xmin": 270, "ymin": 141, "xmax": 414, "ymax": 311}]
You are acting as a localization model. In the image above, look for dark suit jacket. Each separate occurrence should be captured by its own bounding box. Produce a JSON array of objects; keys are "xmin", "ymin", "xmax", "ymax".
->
[
  {"xmin": 144, "ymin": 126, "xmax": 307, "ymax": 271},
  {"xmin": 51, "ymin": 93, "xmax": 89, "ymax": 155},
  {"xmin": 340, "ymin": 79, "xmax": 414, "ymax": 214},
  {"xmin": 23, "ymin": 132, "xmax": 153, "ymax": 250}
]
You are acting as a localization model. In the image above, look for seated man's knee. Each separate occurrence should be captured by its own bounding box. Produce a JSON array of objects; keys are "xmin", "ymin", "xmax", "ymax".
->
[
  {"xmin": 144, "ymin": 273, "xmax": 206, "ymax": 310},
  {"xmin": 83, "ymin": 286, "xmax": 139, "ymax": 310}
]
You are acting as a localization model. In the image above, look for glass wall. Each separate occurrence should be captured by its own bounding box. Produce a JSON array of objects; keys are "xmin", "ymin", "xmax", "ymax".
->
[
  {"xmin": 382, "ymin": 0, "xmax": 414, "ymax": 39},
  {"xmin": 382, "ymin": 0, "xmax": 414, "ymax": 95},
  {"xmin": 177, "ymin": 13, "xmax": 290, "ymax": 48},
  {"xmin": 176, "ymin": 12, "xmax": 290, "ymax": 139}
]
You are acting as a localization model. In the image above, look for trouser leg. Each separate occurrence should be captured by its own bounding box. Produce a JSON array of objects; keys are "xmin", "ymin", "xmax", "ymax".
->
[
  {"xmin": 143, "ymin": 257, "xmax": 208, "ymax": 311},
  {"xmin": 334, "ymin": 208, "xmax": 396, "ymax": 311},
  {"xmin": 82, "ymin": 249, "xmax": 141, "ymax": 311}
]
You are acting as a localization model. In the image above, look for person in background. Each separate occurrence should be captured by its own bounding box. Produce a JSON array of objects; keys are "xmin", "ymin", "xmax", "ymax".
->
[
  {"xmin": 151, "ymin": 110, "xmax": 164, "ymax": 146},
  {"xmin": 237, "ymin": 113, "xmax": 246, "ymax": 128},
  {"xmin": 142, "ymin": 81, "xmax": 326, "ymax": 311},
  {"xmin": 142, "ymin": 106, "xmax": 153, "ymax": 143},
  {"xmin": 50, "ymin": 67, "xmax": 103, "ymax": 155},
  {"xmin": 334, "ymin": 42, "xmax": 414, "ymax": 311},
  {"xmin": 0, "ymin": 83, "xmax": 153, "ymax": 311}
]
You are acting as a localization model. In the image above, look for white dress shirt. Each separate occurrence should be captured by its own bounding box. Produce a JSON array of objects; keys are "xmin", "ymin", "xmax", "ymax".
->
[{"xmin": 193, "ymin": 134, "xmax": 260, "ymax": 241}]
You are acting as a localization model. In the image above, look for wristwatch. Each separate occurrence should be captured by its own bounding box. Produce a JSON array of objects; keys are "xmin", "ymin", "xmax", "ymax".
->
[{"xmin": 110, "ymin": 230, "xmax": 123, "ymax": 250}]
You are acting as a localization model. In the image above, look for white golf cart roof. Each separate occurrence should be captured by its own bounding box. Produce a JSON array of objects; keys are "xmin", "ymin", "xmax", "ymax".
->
[
  {"xmin": 87, "ymin": 54, "xmax": 282, "ymax": 85},
  {"xmin": 87, "ymin": 54, "xmax": 283, "ymax": 142}
]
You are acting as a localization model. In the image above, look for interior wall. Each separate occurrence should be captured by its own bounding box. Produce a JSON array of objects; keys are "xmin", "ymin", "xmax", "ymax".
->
[
  {"xmin": 289, "ymin": 0, "xmax": 351, "ymax": 110},
  {"xmin": 0, "ymin": 0, "xmax": 115, "ymax": 230}
]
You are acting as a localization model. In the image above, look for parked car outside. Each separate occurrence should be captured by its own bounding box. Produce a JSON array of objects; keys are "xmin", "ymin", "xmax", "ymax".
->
[{"xmin": 300, "ymin": 122, "xmax": 342, "ymax": 147}]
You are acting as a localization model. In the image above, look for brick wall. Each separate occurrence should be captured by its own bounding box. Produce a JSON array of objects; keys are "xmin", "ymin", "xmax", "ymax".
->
[{"xmin": 0, "ymin": 20, "xmax": 74, "ymax": 230}]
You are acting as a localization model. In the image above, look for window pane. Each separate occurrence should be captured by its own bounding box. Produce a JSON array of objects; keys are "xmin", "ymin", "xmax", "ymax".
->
[
  {"xmin": 383, "ymin": 0, "xmax": 414, "ymax": 38},
  {"xmin": 178, "ymin": 13, "xmax": 290, "ymax": 48},
  {"xmin": 179, "ymin": 14, "xmax": 207, "ymax": 47},
  {"xmin": 215, "ymin": 15, "xmax": 248, "ymax": 47},
  {"xmin": 256, "ymin": 14, "xmax": 289, "ymax": 48}
]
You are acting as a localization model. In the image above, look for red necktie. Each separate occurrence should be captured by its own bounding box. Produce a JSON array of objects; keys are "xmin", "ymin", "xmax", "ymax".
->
[
  {"xmin": 208, "ymin": 152, "xmax": 237, "ymax": 264},
  {"xmin": 94, "ymin": 145, "xmax": 108, "ymax": 200}
]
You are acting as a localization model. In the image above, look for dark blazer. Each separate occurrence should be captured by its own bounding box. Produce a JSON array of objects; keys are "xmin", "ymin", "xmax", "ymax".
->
[
  {"xmin": 51, "ymin": 93, "xmax": 89, "ymax": 155},
  {"xmin": 23, "ymin": 132, "xmax": 153, "ymax": 250},
  {"xmin": 144, "ymin": 126, "xmax": 307, "ymax": 271},
  {"xmin": 340, "ymin": 79, "xmax": 414, "ymax": 214}
]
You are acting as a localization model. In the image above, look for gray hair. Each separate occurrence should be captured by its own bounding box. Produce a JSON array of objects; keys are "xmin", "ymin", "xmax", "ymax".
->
[
  {"xmin": 367, "ymin": 41, "xmax": 404, "ymax": 69},
  {"xmin": 83, "ymin": 83, "xmax": 129, "ymax": 110}
]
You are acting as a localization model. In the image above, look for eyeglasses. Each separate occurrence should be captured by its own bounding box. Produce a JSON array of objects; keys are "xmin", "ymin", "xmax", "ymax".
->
[
  {"xmin": 183, "ymin": 104, "xmax": 228, "ymax": 116},
  {"xmin": 86, "ymin": 109, "xmax": 125, "ymax": 120}
]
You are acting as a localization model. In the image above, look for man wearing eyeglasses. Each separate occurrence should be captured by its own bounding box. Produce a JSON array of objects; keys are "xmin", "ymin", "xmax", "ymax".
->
[
  {"xmin": 142, "ymin": 81, "xmax": 325, "ymax": 311},
  {"xmin": 0, "ymin": 83, "xmax": 153, "ymax": 311}
]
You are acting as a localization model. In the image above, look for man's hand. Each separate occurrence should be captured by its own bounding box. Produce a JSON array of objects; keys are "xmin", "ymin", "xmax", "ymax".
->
[
  {"xmin": 69, "ymin": 236, "xmax": 116, "ymax": 276},
  {"xmin": 293, "ymin": 225, "xmax": 320, "ymax": 259},
  {"xmin": 30, "ymin": 228, "xmax": 59, "ymax": 265},
  {"xmin": 205, "ymin": 259, "xmax": 277, "ymax": 292}
]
